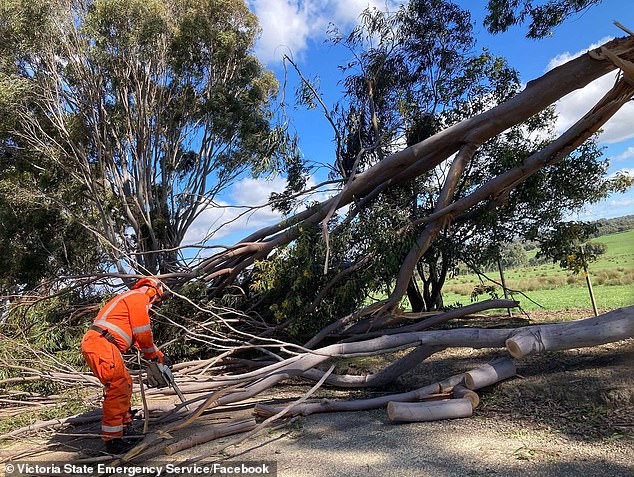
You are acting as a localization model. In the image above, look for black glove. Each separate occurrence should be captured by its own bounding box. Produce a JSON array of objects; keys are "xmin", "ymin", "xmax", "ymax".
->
[{"xmin": 161, "ymin": 354, "xmax": 172, "ymax": 369}]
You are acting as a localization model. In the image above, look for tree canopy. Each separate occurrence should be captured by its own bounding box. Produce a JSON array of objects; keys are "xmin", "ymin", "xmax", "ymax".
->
[
  {"xmin": 484, "ymin": 0, "xmax": 602, "ymax": 38},
  {"xmin": 0, "ymin": 0, "xmax": 293, "ymax": 280}
]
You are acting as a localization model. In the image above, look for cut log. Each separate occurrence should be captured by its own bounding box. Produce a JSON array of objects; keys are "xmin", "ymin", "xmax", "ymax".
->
[
  {"xmin": 464, "ymin": 357, "xmax": 516, "ymax": 390},
  {"xmin": 163, "ymin": 418, "xmax": 256, "ymax": 455},
  {"xmin": 253, "ymin": 374, "xmax": 464, "ymax": 418},
  {"xmin": 505, "ymin": 307, "xmax": 634, "ymax": 357},
  {"xmin": 174, "ymin": 309, "xmax": 632, "ymax": 411},
  {"xmin": 251, "ymin": 356, "xmax": 508, "ymax": 418},
  {"xmin": 388, "ymin": 398, "xmax": 473, "ymax": 422},
  {"xmin": 452, "ymin": 385, "xmax": 480, "ymax": 409}
]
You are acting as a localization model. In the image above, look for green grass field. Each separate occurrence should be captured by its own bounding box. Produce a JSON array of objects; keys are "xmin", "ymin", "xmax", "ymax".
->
[{"xmin": 441, "ymin": 229, "xmax": 634, "ymax": 312}]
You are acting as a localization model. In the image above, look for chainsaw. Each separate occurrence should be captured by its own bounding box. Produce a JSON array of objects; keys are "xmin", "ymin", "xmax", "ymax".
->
[{"xmin": 146, "ymin": 361, "xmax": 190, "ymax": 410}]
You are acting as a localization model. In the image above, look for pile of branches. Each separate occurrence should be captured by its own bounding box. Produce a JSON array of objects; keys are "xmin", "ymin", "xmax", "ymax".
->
[{"xmin": 1, "ymin": 307, "xmax": 632, "ymax": 464}]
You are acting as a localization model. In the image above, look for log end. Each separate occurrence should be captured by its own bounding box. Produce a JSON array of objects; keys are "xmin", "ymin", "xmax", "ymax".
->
[
  {"xmin": 164, "ymin": 445, "xmax": 176, "ymax": 456},
  {"xmin": 463, "ymin": 374, "xmax": 476, "ymax": 390},
  {"xmin": 387, "ymin": 401, "xmax": 398, "ymax": 421},
  {"xmin": 253, "ymin": 403, "xmax": 277, "ymax": 418},
  {"xmin": 505, "ymin": 337, "xmax": 524, "ymax": 358},
  {"xmin": 452, "ymin": 385, "xmax": 480, "ymax": 409}
]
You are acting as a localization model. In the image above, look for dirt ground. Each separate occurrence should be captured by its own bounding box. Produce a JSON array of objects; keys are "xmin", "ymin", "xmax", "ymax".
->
[
  {"xmin": 208, "ymin": 337, "xmax": 634, "ymax": 477},
  {"xmin": 1, "ymin": 312, "xmax": 633, "ymax": 477}
]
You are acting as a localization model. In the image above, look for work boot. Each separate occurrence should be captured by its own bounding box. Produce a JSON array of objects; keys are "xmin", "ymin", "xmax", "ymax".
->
[{"xmin": 104, "ymin": 438, "xmax": 136, "ymax": 455}]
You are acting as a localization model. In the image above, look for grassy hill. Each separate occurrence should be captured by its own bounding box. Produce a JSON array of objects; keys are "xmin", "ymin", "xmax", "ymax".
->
[{"xmin": 442, "ymin": 229, "xmax": 634, "ymax": 312}]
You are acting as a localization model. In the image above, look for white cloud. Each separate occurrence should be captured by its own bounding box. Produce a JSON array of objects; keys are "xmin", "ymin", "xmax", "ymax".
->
[
  {"xmin": 183, "ymin": 176, "xmax": 287, "ymax": 244},
  {"xmin": 248, "ymin": 1, "xmax": 406, "ymax": 64},
  {"xmin": 249, "ymin": 0, "xmax": 313, "ymax": 64},
  {"xmin": 331, "ymin": 0, "xmax": 403, "ymax": 26},
  {"xmin": 611, "ymin": 147, "xmax": 634, "ymax": 162},
  {"xmin": 552, "ymin": 73, "xmax": 634, "ymax": 144},
  {"xmin": 183, "ymin": 174, "xmax": 338, "ymax": 246},
  {"xmin": 610, "ymin": 167, "xmax": 634, "ymax": 177},
  {"xmin": 566, "ymin": 190, "xmax": 634, "ymax": 221},
  {"xmin": 546, "ymin": 37, "xmax": 613, "ymax": 70},
  {"xmin": 546, "ymin": 37, "xmax": 634, "ymax": 144},
  {"xmin": 608, "ymin": 197, "xmax": 634, "ymax": 208}
]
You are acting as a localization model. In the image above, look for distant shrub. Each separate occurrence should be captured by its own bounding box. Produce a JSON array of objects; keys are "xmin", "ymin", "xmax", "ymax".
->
[
  {"xmin": 444, "ymin": 283, "xmax": 473, "ymax": 296},
  {"xmin": 546, "ymin": 276, "xmax": 565, "ymax": 287}
]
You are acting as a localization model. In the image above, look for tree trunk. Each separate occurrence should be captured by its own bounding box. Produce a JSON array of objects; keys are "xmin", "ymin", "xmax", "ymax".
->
[
  {"xmin": 407, "ymin": 276, "xmax": 426, "ymax": 312},
  {"xmin": 505, "ymin": 306, "xmax": 633, "ymax": 357},
  {"xmin": 497, "ymin": 257, "xmax": 512, "ymax": 318},
  {"xmin": 463, "ymin": 357, "xmax": 516, "ymax": 389}
]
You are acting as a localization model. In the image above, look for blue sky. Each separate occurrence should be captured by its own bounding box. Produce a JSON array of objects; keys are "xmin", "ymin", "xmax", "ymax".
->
[{"xmin": 184, "ymin": 0, "xmax": 634, "ymax": 249}]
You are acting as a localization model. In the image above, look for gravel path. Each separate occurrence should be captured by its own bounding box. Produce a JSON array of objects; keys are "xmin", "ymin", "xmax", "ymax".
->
[{"xmin": 213, "ymin": 408, "xmax": 633, "ymax": 477}]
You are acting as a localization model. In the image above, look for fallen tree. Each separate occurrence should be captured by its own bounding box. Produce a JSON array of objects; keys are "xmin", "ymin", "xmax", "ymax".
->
[
  {"xmin": 116, "ymin": 307, "xmax": 633, "ymax": 462},
  {"xmin": 1, "ymin": 308, "xmax": 632, "ymax": 462},
  {"xmin": 189, "ymin": 34, "xmax": 634, "ymax": 305},
  {"xmin": 2, "ymin": 28, "xmax": 634, "ymax": 465}
]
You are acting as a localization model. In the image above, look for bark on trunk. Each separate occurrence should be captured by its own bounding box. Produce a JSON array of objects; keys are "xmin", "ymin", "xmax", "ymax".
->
[
  {"xmin": 464, "ymin": 357, "xmax": 516, "ymax": 389},
  {"xmin": 407, "ymin": 277, "xmax": 426, "ymax": 313},
  {"xmin": 505, "ymin": 306, "xmax": 634, "ymax": 357}
]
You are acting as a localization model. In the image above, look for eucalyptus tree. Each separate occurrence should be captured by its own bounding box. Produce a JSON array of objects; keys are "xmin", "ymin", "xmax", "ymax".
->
[
  {"xmin": 484, "ymin": 0, "xmax": 603, "ymax": 38},
  {"xmin": 0, "ymin": 0, "xmax": 291, "ymax": 275},
  {"xmin": 321, "ymin": 0, "xmax": 629, "ymax": 312},
  {"xmin": 0, "ymin": 48, "xmax": 105, "ymax": 293}
]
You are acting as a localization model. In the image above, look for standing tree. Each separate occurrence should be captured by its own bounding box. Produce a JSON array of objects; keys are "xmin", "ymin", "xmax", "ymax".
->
[
  {"xmin": 270, "ymin": 0, "xmax": 627, "ymax": 320},
  {"xmin": 0, "ymin": 0, "xmax": 292, "ymax": 276},
  {"xmin": 537, "ymin": 222, "xmax": 609, "ymax": 315},
  {"xmin": 0, "ymin": 49, "xmax": 104, "ymax": 294}
]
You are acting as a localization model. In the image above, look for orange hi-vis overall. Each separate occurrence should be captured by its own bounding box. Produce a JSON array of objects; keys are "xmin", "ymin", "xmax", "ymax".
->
[{"xmin": 81, "ymin": 287, "xmax": 164, "ymax": 440}]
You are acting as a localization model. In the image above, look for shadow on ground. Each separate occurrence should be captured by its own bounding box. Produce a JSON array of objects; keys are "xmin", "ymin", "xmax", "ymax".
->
[{"xmin": 2, "ymin": 338, "xmax": 632, "ymax": 477}]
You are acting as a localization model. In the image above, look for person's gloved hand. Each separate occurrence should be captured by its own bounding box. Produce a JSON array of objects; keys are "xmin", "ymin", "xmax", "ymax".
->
[{"xmin": 160, "ymin": 354, "xmax": 172, "ymax": 369}]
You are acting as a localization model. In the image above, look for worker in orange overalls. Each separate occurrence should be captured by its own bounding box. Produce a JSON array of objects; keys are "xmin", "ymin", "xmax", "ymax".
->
[{"xmin": 81, "ymin": 276, "xmax": 170, "ymax": 454}]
